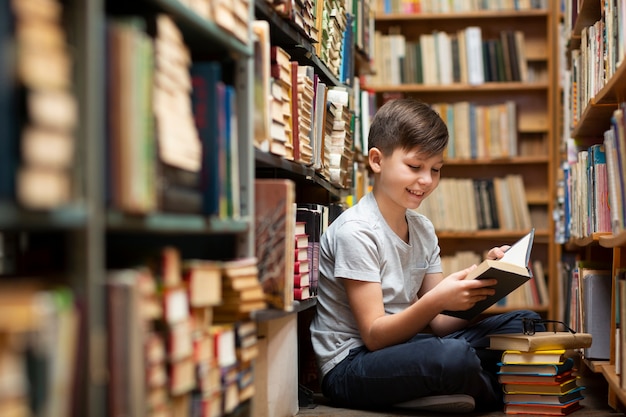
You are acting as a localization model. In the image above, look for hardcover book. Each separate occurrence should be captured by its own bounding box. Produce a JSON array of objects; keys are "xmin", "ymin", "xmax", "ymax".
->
[
  {"xmin": 501, "ymin": 349, "xmax": 569, "ymax": 365},
  {"xmin": 504, "ymin": 400, "xmax": 583, "ymax": 415},
  {"xmin": 254, "ymin": 179, "xmax": 296, "ymax": 311},
  {"xmin": 488, "ymin": 331, "xmax": 592, "ymax": 352},
  {"xmin": 443, "ymin": 229, "xmax": 535, "ymax": 319},
  {"xmin": 498, "ymin": 357, "xmax": 575, "ymax": 376}
]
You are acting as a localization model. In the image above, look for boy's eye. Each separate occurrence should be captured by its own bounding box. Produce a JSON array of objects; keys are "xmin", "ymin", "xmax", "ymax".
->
[
  {"xmin": 408, "ymin": 165, "xmax": 420, "ymax": 170},
  {"xmin": 432, "ymin": 168, "xmax": 441, "ymax": 173}
]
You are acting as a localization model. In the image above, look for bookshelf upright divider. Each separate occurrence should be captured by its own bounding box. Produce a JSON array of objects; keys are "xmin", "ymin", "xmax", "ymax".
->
[{"xmin": 559, "ymin": 0, "xmax": 626, "ymax": 410}]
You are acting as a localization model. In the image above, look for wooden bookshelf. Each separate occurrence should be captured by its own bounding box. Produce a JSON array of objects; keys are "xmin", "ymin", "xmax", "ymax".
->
[
  {"xmin": 559, "ymin": 0, "xmax": 626, "ymax": 411},
  {"xmin": 367, "ymin": 2, "xmax": 558, "ymax": 318}
]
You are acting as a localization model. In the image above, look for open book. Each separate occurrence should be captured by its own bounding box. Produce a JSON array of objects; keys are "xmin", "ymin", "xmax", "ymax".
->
[{"xmin": 442, "ymin": 229, "xmax": 535, "ymax": 320}]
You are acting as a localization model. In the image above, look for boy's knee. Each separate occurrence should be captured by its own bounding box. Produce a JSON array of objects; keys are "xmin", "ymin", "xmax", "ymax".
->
[{"xmin": 439, "ymin": 339, "xmax": 481, "ymax": 373}]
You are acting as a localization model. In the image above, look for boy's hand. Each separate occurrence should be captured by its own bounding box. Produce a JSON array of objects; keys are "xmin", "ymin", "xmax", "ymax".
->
[
  {"xmin": 486, "ymin": 245, "xmax": 511, "ymax": 261},
  {"xmin": 432, "ymin": 266, "xmax": 497, "ymax": 313}
]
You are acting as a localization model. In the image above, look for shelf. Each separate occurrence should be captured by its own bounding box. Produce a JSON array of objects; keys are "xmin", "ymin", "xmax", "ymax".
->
[
  {"xmin": 374, "ymin": 10, "xmax": 549, "ymax": 21},
  {"xmin": 571, "ymin": 102, "xmax": 619, "ymax": 139},
  {"xmin": 254, "ymin": 149, "xmax": 347, "ymax": 199},
  {"xmin": 0, "ymin": 202, "xmax": 88, "ymax": 230},
  {"xmin": 437, "ymin": 229, "xmax": 549, "ymax": 240},
  {"xmin": 108, "ymin": 0, "xmax": 252, "ymax": 57},
  {"xmin": 444, "ymin": 155, "xmax": 549, "ymax": 165},
  {"xmin": 599, "ymin": 231, "xmax": 626, "ymax": 248},
  {"xmin": 569, "ymin": 232, "xmax": 612, "ymax": 247},
  {"xmin": 365, "ymin": 82, "xmax": 550, "ymax": 93},
  {"xmin": 251, "ymin": 297, "xmax": 317, "ymax": 321},
  {"xmin": 253, "ymin": 0, "xmax": 342, "ymax": 87},
  {"xmin": 599, "ymin": 364, "xmax": 626, "ymax": 408},
  {"xmin": 570, "ymin": 0, "xmax": 602, "ymax": 38},
  {"xmin": 106, "ymin": 210, "xmax": 250, "ymax": 234}
]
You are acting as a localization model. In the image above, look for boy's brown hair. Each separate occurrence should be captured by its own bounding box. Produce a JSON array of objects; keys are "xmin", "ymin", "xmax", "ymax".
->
[{"xmin": 367, "ymin": 98, "xmax": 448, "ymax": 157}]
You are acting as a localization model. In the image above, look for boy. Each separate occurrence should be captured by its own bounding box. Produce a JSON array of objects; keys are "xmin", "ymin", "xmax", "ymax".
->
[{"xmin": 310, "ymin": 98, "xmax": 543, "ymax": 413}]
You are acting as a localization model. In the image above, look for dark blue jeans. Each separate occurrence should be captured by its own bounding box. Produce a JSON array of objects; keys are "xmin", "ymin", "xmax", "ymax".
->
[{"xmin": 321, "ymin": 310, "xmax": 544, "ymax": 410}]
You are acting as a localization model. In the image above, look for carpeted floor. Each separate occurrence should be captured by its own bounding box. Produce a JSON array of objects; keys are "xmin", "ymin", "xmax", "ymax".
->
[{"xmin": 297, "ymin": 368, "xmax": 623, "ymax": 416}]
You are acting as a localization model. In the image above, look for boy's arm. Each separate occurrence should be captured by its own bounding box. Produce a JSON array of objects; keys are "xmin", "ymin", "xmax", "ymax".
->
[{"xmin": 345, "ymin": 266, "xmax": 496, "ymax": 351}]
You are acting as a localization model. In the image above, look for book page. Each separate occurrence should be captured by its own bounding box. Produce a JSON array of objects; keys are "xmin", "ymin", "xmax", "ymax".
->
[{"xmin": 500, "ymin": 228, "xmax": 534, "ymax": 266}]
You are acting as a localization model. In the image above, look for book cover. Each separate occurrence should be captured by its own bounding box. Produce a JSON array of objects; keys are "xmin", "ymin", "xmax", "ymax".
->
[
  {"xmin": 254, "ymin": 179, "xmax": 296, "ymax": 311},
  {"xmin": 504, "ymin": 386, "xmax": 585, "ymax": 405},
  {"xmin": 501, "ymin": 349, "xmax": 568, "ymax": 365},
  {"xmin": 442, "ymin": 229, "xmax": 535, "ymax": 319},
  {"xmin": 582, "ymin": 269, "xmax": 611, "ymax": 360},
  {"xmin": 499, "ymin": 370, "xmax": 575, "ymax": 385},
  {"xmin": 190, "ymin": 61, "xmax": 222, "ymax": 217},
  {"xmin": 488, "ymin": 331, "xmax": 592, "ymax": 352},
  {"xmin": 502, "ymin": 377, "xmax": 580, "ymax": 395},
  {"xmin": 504, "ymin": 400, "xmax": 583, "ymax": 415}
]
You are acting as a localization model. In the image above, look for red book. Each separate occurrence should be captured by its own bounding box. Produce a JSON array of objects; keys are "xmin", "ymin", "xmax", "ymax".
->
[
  {"xmin": 294, "ymin": 286, "xmax": 311, "ymax": 300},
  {"xmin": 294, "ymin": 259, "xmax": 309, "ymax": 274},
  {"xmin": 294, "ymin": 272, "xmax": 310, "ymax": 288}
]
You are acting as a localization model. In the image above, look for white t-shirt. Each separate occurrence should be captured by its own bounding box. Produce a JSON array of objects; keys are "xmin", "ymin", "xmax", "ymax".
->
[{"xmin": 310, "ymin": 192, "xmax": 443, "ymax": 378}]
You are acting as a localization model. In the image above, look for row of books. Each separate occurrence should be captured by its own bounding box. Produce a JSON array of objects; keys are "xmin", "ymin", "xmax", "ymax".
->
[
  {"xmin": 561, "ymin": 260, "xmax": 612, "ymax": 362},
  {"xmin": 106, "ymin": 247, "xmax": 262, "ymax": 417},
  {"xmin": 252, "ymin": 21, "xmax": 355, "ymax": 189},
  {"xmin": 265, "ymin": 0, "xmax": 351, "ymax": 81},
  {"xmin": 432, "ymin": 100, "xmax": 518, "ymax": 160},
  {"xmin": 489, "ymin": 332, "xmax": 593, "ymax": 415},
  {"xmin": 565, "ymin": 0, "xmax": 626, "ymax": 129},
  {"xmin": 9, "ymin": 0, "xmax": 77, "ymax": 210},
  {"xmin": 373, "ymin": 0, "xmax": 549, "ymax": 13},
  {"xmin": 415, "ymin": 175, "xmax": 532, "ymax": 232},
  {"xmin": 562, "ymin": 103, "xmax": 626, "ymax": 241},
  {"xmin": 562, "ymin": 142, "xmax": 611, "ymax": 240},
  {"xmin": 368, "ymin": 28, "xmax": 529, "ymax": 86},
  {"xmin": 106, "ymin": 14, "xmax": 241, "ymax": 219},
  {"xmin": 254, "ymin": 179, "xmax": 339, "ymax": 310}
]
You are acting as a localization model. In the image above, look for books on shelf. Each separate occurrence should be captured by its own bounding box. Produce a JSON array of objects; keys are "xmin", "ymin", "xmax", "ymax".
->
[
  {"xmin": 14, "ymin": 0, "xmax": 77, "ymax": 209},
  {"xmin": 442, "ymin": 229, "xmax": 535, "ymax": 319},
  {"xmin": 415, "ymin": 175, "xmax": 531, "ymax": 232}
]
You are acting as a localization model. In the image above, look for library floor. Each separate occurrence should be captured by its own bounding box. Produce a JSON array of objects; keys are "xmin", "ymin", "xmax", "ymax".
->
[{"xmin": 296, "ymin": 369, "xmax": 623, "ymax": 417}]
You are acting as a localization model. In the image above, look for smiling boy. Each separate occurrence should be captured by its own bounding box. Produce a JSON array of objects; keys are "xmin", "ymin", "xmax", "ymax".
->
[{"xmin": 310, "ymin": 98, "xmax": 543, "ymax": 413}]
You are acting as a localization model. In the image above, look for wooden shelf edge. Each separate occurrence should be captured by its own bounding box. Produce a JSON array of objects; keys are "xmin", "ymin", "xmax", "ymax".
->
[
  {"xmin": 599, "ymin": 231, "xmax": 626, "ymax": 248},
  {"xmin": 599, "ymin": 364, "xmax": 626, "ymax": 408},
  {"xmin": 251, "ymin": 297, "xmax": 317, "ymax": 321},
  {"xmin": 437, "ymin": 229, "xmax": 549, "ymax": 239},
  {"xmin": 374, "ymin": 9, "xmax": 549, "ymax": 21},
  {"xmin": 364, "ymin": 82, "xmax": 549, "ymax": 93}
]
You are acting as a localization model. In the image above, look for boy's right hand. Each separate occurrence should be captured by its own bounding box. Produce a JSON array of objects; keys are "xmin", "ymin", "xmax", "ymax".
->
[{"xmin": 433, "ymin": 266, "xmax": 497, "ymax": 313}]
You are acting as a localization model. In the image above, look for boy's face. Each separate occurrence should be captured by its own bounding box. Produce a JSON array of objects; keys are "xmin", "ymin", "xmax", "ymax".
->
[{"xmin": 370, "ymin": 146, "xmax": 443, "ymax": 211}]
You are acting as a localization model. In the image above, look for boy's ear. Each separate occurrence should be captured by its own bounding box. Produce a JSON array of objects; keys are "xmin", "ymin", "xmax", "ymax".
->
[{"xmin": 368, "ymin": 147, "xmax": 383, "ymax": 173}]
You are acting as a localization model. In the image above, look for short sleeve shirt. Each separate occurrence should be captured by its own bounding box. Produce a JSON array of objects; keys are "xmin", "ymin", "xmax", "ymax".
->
[{"xmin": 310, "ymin": 192, "xmax": 442, "ymax": 378}]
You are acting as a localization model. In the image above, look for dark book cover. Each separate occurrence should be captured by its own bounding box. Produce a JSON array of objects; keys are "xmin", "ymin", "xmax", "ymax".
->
[
  {"xmin": 190, "ymin": 61, "xmax": 222, "ymax": 217},
  {"xmin": 0, "ymin": 2, "xmax": 17, "ymax": 201}
]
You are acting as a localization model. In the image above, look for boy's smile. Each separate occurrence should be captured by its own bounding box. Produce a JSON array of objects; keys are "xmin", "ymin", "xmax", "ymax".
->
[{"xmin": 370, "ymin": 146, "xmax": 444, "ymax": 216}]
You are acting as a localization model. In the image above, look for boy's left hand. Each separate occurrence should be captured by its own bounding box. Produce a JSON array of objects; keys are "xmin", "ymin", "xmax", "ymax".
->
[{"xmin": 486, "ymin": 245, "xmax": 511, "ymax": 261}]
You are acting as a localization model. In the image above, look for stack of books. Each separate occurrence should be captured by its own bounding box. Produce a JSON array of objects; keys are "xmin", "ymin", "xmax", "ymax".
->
[{"xmin": 489, "ymin": 331, "xmax": 593, "ymax": 416}]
